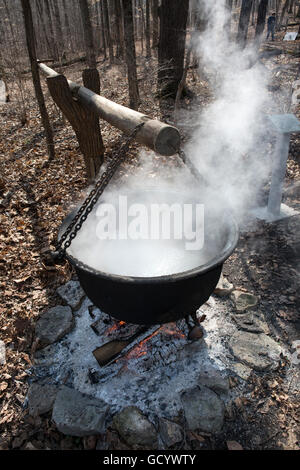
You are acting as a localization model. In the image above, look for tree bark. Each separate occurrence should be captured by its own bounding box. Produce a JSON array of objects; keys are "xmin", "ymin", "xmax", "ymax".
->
[
  {"xmin": 35, "ymin": 0, "xmax": 52, "ymax": 57},
  {"xmin": 44, "ymin": 0, "xmax": 59, "ymax": 60},
  {"xmin": 251, "ymin": 0, "xmax": 257, "ymax": 25},
  {"xmin": 46, "ymin": 73, "xmax": 104, "ymax": 180},
  {"xmin": 151, "ymin": 0, "xmax": 159, "ymax": 48},
  {"xmin": 279, "ymin": 0, "xmax": 290, "ymax": 27},
  {"xmin": 100, "ymin": 0, "xmax": 107, "ymax": 59},
  {"xmin": 236, "ymin": 0, "xmax": 254, "ymax": 48},
  {"xmin": 51, "ymin": 0, "xmax": 64, "ymax": 60},
  {"xmin": 122, "ymin": 0, "xmax": 140, "ymax": 110},
  {"xmin": 103, "ymin": 0, "xmax": 114, "ymax": 62},
  {"xmin": 21, "ymin": 0, "xmax": 55, "ymax": 160},
  {"xmin": 255, "ymin": 0, "xmax": 269, "ymax": 38},
  {"xmin": 145, "ymin": 0, "xmax": 151, "ymax": 57},
  {"xmin": 158, "ymin": 0, "xmax": 189, "ymax": 100},
  {"xmin": 62, "ymin": 0, "xmax": 73, "ymax": 51},
  {"xmin": 78, "ymin": 0, "xmax": 97, "ymax": 69},
  {"xmin": 114, "ymin": 0, "xmax": 124, "ymax": 58},
  {"xmin": 139, "ymin": 0, "xmax": 145, "ymax": 55}
]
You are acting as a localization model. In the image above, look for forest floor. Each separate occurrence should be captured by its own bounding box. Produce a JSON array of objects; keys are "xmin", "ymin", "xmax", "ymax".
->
[{"xmin": 0, "ymin": 26, "xmax": 300, "ymax": 451}]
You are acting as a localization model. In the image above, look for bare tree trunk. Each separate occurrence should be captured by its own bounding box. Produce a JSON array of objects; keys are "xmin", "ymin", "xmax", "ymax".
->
[
  {"xmin": 139, "ymin": 0, "xmax": 145, "ymax": 55},
  {"xmin": 62, "ymin": 0, "xmax": 72, "ymax": 52},
  {"xmin": 94, "ymin": 0, "xmax": 101, "ymax": 54},
  {"xmin": 100, "ymin": 0, "xmax": 107, "ymax": 59},
  {"xmin": 236, "ymin": 0, "xmax": 254, "ymax": 48},
  {"xmin": 158, "ymin": 0, "xmax": 189, "ymax": 100},
  {"xmin": 151, "ymin": 0, "xmax": 159, "ymax": 48},
  {"xmin": 255, "ymin": 0, "xmax": 269, "ymax": 38},
  {"xmin": 44, "ymin": 0, "xmax": 59, "ymax": 60},
  {"xmin": 145, "ymin": 0, "xmax": 151, "ymax": 57},
  {"xmin": 114, "ymin": 0, "xmax": 124, "ymax": 58},
  {"xmin": 51, "ymin": 0, "xmax": 64, "ymax": 60},
  {"xmin": 103, "ymin": 0, "xmax": 114, "ymax": 62},
  {"xmin": 3, "ymin": 0, "xmax": 28, "ymax": 124},
  {"xmin": 20, "ymin": 0, "xmax": 55, "ymax": 160},
  {"xmin": 79, "ymin": 0, "xmax": 97, "ymax": 69},
  {"xmin": 279, "ymin": 0, "xmax": 290, "ymax": 27},
  {"xmin": 174, "ymin": 47, "xmax": 191, "ymax": 119},
  {"xmin": 134, "ymin": 0, "xmax": 138, "ymax": 40},
  {"xmin": 35, "ymin": 0, "xmax": 52, "ymax": 57},
  {"xmin": 122, "ymin": 0, "xmax": 140, "ymax": 109}
]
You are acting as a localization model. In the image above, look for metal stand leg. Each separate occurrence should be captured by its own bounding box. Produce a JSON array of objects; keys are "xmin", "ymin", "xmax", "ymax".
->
[
  {"xmin": 268, "ymin": 133, "xmax": 290, "ymax": 216},
  {"xmin": 251, "ymin": 114, "xmax": 300, "ymax": 223}
]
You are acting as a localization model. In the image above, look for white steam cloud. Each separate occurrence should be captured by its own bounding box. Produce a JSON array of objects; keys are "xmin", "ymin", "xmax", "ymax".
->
[{"xmin": 186, "ymin": 0, "xmax": 271, "ymax": 216}]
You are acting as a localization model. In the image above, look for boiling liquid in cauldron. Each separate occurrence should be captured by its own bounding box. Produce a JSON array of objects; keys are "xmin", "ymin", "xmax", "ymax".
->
[{"xmin": 67, "ymin": 191, "xmax": 226, "ymax": 277}]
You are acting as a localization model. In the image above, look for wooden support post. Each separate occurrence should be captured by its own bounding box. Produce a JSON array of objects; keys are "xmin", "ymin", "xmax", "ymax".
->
[
  {"xmin": 46, "ymin": 68, "xmax": 104, "ymax": 181},
  {"xmin": 39, "ymin": 62, "xmax": 181, "ymax": 156}
]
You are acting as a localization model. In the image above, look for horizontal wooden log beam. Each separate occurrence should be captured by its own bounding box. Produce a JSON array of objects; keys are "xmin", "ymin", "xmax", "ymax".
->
[{"xmin": 39, "ymin": 63, "xmax": 181, "ymax": 156}]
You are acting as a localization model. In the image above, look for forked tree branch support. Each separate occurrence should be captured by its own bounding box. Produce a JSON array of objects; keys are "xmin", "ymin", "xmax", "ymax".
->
[{"xmin": 38, "ymin": 62, "xmax": 181, "ymax": 156}]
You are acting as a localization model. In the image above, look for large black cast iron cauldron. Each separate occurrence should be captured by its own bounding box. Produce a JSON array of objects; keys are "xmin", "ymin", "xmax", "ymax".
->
[{"xmin": 59, "ymin": 191, "xmax": 239, "ymax": 325}]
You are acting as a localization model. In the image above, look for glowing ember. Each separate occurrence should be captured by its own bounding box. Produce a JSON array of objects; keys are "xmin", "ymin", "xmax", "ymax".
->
[
  {"xmin": 105, "ymin": 320, "xmax": 126, "ymax": 336},
  {"xmin": 124, "ymin": 323, "xmax": 185, "ymax": 361}
]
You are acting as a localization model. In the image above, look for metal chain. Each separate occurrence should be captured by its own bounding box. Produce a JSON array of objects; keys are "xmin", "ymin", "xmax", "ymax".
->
[{"xmin": 55, "ymin": 122, "xmax": 145, "ymax": 260}]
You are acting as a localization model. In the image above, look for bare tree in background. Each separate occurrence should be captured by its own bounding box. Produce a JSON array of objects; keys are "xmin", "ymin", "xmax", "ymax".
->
[
  {"xmin": 145, "ymin": 0, "xmax": 151, "ymax": 58},
  {"xmin": 44, "ymin": 0, "xmax": 59, "ymax": 60},
  {"xmin": 251, "ymin": 0, "xmax": 257, "ymax": 25},
  {"xmin": 79, "ymin": 0, "xmax": 97, "ymax": 70},
  {"xmin": 20, "ymin": 0, "xmax": 55, "ymax": 160},
  {"xmin": 99, "ymin": 0, "xmax": 107, "ymax": 60},
  {"xmin": 62, "ymin": 0, "xmax": 73, "ymax": 53},
  {"xmin": 114, "ymin": 0, "xmax": 124, "ymax": 58},
  {"xmin": 35, "ymin": 0, "xmax": 52, "ymax": 57},
  {"xmin": 138, "ymin": 0, "xmax": 145, "ymax": 55},
  {"xmin": 279, "ymin": 0, "xmax": 290, "ymax": 28},
  {"xmin": 255, "ymin": 0, "xmax": 269, "ymax": 39},
  {"xmin": 103, "ymin": 0, "xmax": 114, "ymax": 62},
  {"xmin": 52, "ymin": 0, "xmax": 64, "ymax": 61},
  {"xmin": 122, "ymin": 0, "xmax": 140, "ymax": 109},
  {"xmin": 158, "ymin": 0, "xmax": 189, "ymax": 100},
  {"xmin": 151, "ymin": 0, "xmax": 159, "ymax": 48},
  {"xmin": 2, "ymin": 0, "xmax": 28, "ymax": 124},
  {"xmin": 237, "ymin": 0, "xmax": 254, "ymax": 48}
]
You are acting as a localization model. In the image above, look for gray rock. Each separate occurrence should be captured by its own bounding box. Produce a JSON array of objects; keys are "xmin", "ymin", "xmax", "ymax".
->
[
  {"xmin": 28, "ymin": 383, "xmax": 59, "ymax": 416},
  {"xmin": 214, "ymin": 274, "xmax": 234, "ymax": 297},
  {"xmin": 229, "ymin": 362, "xmax": 252, "ymax": 380},
  {"xmin": 112, "ymin": 406, "xmax": 158, "ymax": 448},
  {"xmin": 198, "ymin": 369, "xmax": 229, "ymax": 395},
  {"xmin": 231, "ymin": 290, "xmax": 258, "ymax": 312},
  {"xmin": 181, "ymin": 385, "xmax": 225, "ymax": 433},
  {"xmin": 57, "ymin": 280, "xmax": 85, "ymax": 310},
  {"xmin": 0, "ymin": 340, "xmax": 6, "ymax": 365},
  {"xmin": 35, "ymin": 306, "xmax": 73, "ymax": 346},
  {"xmin": 52, "ymin": 387, "xmax": 109, "ymax": 436},
  {"xmin": 159, "ymin": 418, "xmax": 183, "ymax": 447},
  {"xmin": 229, "ymin": 331, "xmax": 282, "ymax": 371},
  {"xmin": 232, "ymin": 311, "xmax": 269, "ymax": 334}
]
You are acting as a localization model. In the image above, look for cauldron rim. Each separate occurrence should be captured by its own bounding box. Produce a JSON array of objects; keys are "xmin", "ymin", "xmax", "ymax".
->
[{"xmin": 59, "ymin": 191, "xmax": 239, "ymax": 284}]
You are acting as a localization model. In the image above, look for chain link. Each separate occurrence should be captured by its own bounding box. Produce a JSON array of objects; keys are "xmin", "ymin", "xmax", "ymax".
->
[{"xmin": 55, "ymin": 122, "xmax": 145, "ymax": 259}]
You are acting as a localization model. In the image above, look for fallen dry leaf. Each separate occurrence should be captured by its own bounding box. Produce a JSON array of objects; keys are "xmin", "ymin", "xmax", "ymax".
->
[{"xmin": 227, "ymin": 440, "xmax": 243, "ymax": 451}]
